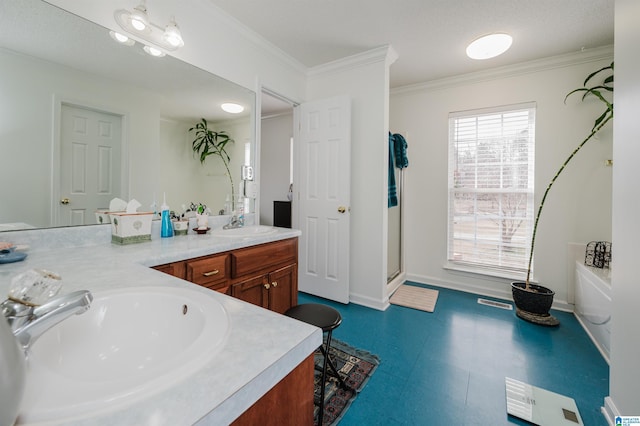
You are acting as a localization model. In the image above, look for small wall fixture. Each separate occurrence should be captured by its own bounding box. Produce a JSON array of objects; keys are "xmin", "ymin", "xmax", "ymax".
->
[
  {"xmin": 466, "ymin": 33, "xmax": 512, "ymax": 60},
  {"xmin": 114, "ymin": 1, "xmax": 184, "ymax": 54}
]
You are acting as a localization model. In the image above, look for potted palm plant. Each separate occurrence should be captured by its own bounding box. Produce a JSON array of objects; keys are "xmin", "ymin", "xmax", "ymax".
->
[
  {"xmin": 188, "ymin": 118, "xmax": 235, "ymax": 210},
  {"xmin": 512, "ymin": 62, "xmax": 614, "ymax": 326}
]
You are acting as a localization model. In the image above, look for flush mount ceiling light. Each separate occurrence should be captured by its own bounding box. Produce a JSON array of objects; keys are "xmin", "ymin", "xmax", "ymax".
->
[
  {"xmin": 466, "ymin": 33, "xmax": 513, "ymax": 60},
  {"xmin": 221, "ymin": 103, "xmax": 244, "ymax": 114},
  {"xmin": 114, "ymin": 1, "xmax": 184, "ymax": 54}
]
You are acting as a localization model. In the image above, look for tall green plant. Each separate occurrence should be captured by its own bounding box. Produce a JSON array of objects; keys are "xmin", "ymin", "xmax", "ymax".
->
[
  {"xmin": 188, "ymin": 118, "xmax": 235, "ymax": 209},
  {"xmin": 525, "ymin": 62, "xmax": 614, "ymax": 288}
]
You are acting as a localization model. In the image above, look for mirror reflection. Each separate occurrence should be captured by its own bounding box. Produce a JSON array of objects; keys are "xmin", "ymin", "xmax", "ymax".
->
[{"xmin": 0, "ymin": 0, "xmax": 256, "ymax": 232}]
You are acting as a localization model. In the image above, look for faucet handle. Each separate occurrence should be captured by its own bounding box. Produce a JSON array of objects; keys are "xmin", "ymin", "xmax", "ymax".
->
[{"xmin": 8, "ymin": 269, "xmax": 62, "ymax": 306}]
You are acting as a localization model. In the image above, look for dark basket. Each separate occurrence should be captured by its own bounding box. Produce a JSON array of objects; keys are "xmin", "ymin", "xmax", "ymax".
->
[{"xmin": 511, "ymin": 282, "xmax": 555, "ymax": 315}]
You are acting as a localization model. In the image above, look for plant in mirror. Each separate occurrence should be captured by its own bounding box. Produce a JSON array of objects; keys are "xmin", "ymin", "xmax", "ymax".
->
[
  {"xmin": 189, "ymin": 119, "xmax": 236, "ymax": 211},
  {"xmin": 0, "ymin": 0, "xmax": 256, "ymax": 232}
]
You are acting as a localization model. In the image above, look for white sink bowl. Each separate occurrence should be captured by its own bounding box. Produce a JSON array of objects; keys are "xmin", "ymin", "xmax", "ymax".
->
[
  {"xmin": 18, "ymin": 286, "xmax": 229, "ymax": 424},
  {"xmin": 210, "ymin": 225, "xmax": 277, "ymax": 237}
]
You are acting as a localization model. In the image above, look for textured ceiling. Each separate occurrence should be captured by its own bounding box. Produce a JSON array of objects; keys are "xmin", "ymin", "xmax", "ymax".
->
[{"xmin": 208, "ymin": 0, "xmax": 615, "ymax": 88}]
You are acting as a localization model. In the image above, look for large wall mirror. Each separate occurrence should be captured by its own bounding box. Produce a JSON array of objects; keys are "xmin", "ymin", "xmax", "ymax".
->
[{"xmin": 0, "ymin": 0, "xmax": 256, "ymax": 232}]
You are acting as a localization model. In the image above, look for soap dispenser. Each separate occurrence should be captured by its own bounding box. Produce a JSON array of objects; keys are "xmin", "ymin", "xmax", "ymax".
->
[{"xmin": 160, "ymin": 193, "xmax": 173, "ymax": 238}]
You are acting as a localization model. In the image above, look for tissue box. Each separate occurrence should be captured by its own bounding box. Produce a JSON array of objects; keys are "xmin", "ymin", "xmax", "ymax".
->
[
  {"xmin": 109, "ymin": 212, "xmax": 154, "ymax": 245},
  {"xmin": 95, "ymin": 209, "xmax": 123, "ymax": 224}
]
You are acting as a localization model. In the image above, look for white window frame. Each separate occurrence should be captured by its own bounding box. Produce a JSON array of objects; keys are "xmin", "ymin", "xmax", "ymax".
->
[{"xmin": 447, "ymin": 102, "xmax": 536, "ymax": 277}]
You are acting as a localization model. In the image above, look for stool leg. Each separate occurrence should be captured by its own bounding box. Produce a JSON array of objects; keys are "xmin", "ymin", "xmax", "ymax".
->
[
  {"xmin": 319, "ymin": 344, "xmax": 349, "ymax": 390},
  {"xmin": 317, "ymin": 330, "xmax": 331, "ymax": 425}
]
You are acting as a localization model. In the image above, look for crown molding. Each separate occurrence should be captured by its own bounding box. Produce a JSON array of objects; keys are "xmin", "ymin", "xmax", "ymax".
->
[
  {"xmin": 391, "ymin": 45, "xmax": 614, "ymax": 96},
  {"xmin": 307, "ymin": 45, "xmax": 396, "ymax": 79},
  {"xmin": 198, "ymin": 0, "xmax": 307, "ymax": 75}
]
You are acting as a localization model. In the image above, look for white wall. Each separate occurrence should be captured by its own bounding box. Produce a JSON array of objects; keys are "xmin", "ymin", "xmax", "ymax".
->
[
  {"xmin": 391, "ymin": 49, "xmax": 614, "ymax": 307},
  {"xmin": 260, "ymin": 113, "xmax": 293, "ymax": 225},
  {"xmin": 608, "ymin": 0, "xmax": 640, "ymax": 417},
  {"xmin": 307, "ymin": 46, "xmax": 397, "ymax": 309}
]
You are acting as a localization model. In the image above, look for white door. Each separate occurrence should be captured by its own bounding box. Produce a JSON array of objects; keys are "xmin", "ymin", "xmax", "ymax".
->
[
  {"xmin": 296, "ymin": 96, "xmax": 351, "ymax": 303},
  {"xmin": 58, "ymin": 104, "xmax": 122, "ymax": 226}
]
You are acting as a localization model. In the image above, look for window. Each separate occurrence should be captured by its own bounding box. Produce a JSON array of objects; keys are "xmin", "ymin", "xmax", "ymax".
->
[{"xmin": 447, "ymin": 103, "xmax": 536, "ymax": 275}]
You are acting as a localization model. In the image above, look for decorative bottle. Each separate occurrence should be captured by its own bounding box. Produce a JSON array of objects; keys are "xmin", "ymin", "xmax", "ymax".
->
[{"xmin": 160, "ymin": 193, "xmax": 173, "ymax": 238}]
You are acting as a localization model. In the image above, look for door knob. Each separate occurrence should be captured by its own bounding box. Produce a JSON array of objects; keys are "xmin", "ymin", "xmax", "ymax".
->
[
  {"xmin": 60, "ymin": 198, "xmax": 70, "ymax": 205},
  {"xmin": 338, "ymin": 206, "xmax": 347, "ymax": 213}
]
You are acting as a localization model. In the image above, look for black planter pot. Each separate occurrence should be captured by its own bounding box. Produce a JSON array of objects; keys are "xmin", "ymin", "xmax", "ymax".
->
[{"xmin": 511, "ymin": 282, "xmax": 559, "ymax": 326}]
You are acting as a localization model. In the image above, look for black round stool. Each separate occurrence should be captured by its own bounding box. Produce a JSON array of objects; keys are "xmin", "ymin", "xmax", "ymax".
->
[{"xmin": 284, "ymin": 303, "xmax": 348, "ymax": 425}]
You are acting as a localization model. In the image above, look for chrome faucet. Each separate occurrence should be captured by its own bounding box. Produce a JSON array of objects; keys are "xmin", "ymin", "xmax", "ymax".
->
[
  {"xmin": 1, "ymin": 290, "xmax": 93, "ymax": 352},
  {"xmin": 223, "ymin": 215, "xmax": 244, "ymax": 229}
]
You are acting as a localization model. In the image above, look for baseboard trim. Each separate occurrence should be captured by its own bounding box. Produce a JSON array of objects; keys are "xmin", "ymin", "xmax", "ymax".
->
[
  {"xmin": 348, "ymin": 291, "xmax": 389, "ymax": 311},
  {"xmin": 602, "ymin": 396, "xmax": 618, "ymax": 426},
  {"xmin": 405, "ymin": 273, "xmax": 574, "ymax": 312}
]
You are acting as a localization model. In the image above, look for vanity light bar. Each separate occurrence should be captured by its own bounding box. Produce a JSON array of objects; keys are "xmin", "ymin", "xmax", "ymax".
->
[{"xmin": 113, "ymin": 5, "xmax": 184, "ymax": 54}]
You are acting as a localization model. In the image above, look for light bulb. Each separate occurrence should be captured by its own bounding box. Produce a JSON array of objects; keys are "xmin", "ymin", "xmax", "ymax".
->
[
  {"xmin": 163, "ymin": 20, "xmax": 184, "ymax": 48},
  {"xmin": 143, "ymin": 45, "xmax": 165, "ymax": 57},
  {"xmin": 130, "ymin": 3, "xmax": 149, "ymax": 31},
  {"xmin": 109, "ymin": 31, "xmax": 135, "ymax": 46}
]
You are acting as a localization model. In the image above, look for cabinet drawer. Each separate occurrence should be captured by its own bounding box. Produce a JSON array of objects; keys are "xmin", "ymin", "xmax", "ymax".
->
[
  {"xmin": 186, "ymin": 254, "xmax": 229, "ymax": 287},
  {"xmin": 231, "ymin": 238, "xmax": 297, "ymax": 278}
]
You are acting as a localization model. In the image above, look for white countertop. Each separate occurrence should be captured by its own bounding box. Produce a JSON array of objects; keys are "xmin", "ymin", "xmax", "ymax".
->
[{"xmin": 0, "ymin": 224, "xmax": 321, "ymax": 426}]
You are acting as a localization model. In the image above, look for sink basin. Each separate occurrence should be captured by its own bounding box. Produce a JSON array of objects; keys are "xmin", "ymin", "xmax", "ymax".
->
[
  {"xmin": 18, "ymin": 286, "xmax": 229, "ymax": 424},
  {"xmin": 210, "ymin": 225, "xmax": 277, "ymax": 237}
]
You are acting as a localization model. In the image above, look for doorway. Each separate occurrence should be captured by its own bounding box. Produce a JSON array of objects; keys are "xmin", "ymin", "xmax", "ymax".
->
[
  {"xmin": 387, "ymin": 166, "xmax": 403, "ymax": 282},
  {"xmin": 259, "ymin": 90, "xmax": 296, "ymax": 226}
]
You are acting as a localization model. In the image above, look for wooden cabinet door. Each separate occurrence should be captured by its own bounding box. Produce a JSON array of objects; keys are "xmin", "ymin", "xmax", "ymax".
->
[
  {"xmin": 152, "ymin": 261, "xmax": 185, "ymax": 279},
  {"xmin": 232, "ymin": 274, "xmax": 269, "ymax": 309},
  {"xmin": 267, "ymin": 264, "xmax": 297, "ymax": 314}
]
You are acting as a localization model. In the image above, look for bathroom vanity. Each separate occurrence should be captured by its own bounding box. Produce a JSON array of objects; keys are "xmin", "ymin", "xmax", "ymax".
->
[
  {"xmin": 153, "ymin": 238, "xmax": 298, "ymax": 314},
  {"xmin": 0, "ymin": 225, "xmax": 320, "ymax": 425}
]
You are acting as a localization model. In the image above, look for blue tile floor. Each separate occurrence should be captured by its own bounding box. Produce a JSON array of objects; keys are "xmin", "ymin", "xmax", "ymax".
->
[{"xmin": 299, "ymin": 281, "xmax": 609, "ymax": 426}]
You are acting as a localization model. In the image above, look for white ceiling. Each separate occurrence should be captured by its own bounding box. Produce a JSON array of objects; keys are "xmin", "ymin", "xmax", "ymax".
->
[{"xmin": 208, "ymin": 0, "xmax": 615, "ymax": 89}]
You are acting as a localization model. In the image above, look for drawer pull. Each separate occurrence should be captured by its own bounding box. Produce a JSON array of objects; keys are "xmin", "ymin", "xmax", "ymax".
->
[
  {"xmin": 271, "ymin": 281, "xmax": 278, "ymax": 287},
  {"xmin": 264, "ymin": 283, "xmax": 271, "ymax": 290},
  {"xmin": 202, "ymin": 270, "xmax": 220, "ymax": 277}
]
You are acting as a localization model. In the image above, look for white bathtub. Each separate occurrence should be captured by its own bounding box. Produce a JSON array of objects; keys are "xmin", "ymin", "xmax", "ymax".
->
[{"xmin": 574, "ymin": 261, "xmax": 611, "ymax": 363}]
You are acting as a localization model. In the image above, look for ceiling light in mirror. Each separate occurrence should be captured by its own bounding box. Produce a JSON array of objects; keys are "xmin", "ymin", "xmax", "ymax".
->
[
  {"xmin": 109, "ymin": 31, "xmax": 135, "ymax": 46},
  {"xmin": 221, "ymin": 103, "xmax": 244, "ymax": 114},
  {"xmin": 143, "ymin": 45, "xmax": 165, "ymax": 57},
  {"xmin": 466, "ymin": 33, "xmax": 512, "ymax": 60}
]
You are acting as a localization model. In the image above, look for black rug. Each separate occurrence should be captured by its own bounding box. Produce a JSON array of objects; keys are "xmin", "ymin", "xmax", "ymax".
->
[{"xmin": 313, "ymin": 338, "xmax": 380, "ymax": 426}]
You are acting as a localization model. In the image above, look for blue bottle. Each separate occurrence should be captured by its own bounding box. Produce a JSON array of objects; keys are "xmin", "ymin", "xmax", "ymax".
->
[{"xmin": 160, "ymin": 193, "xmax": 173, "ymax": 238}]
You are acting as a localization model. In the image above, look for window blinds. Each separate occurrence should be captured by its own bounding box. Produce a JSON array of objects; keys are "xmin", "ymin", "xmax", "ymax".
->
[{"xmin": 447, "ymin": 103, "xmax": 536, "ymax": 275}]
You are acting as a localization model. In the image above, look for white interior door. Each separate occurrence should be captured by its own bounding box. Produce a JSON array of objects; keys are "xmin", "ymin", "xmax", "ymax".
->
[
  {"xmin": 296, "ymin": 96, "xmax": 351, "ymax": 303},
  {"xmin": 58, "ymin": 104, "xmax": 122, "ymax": 226}
]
